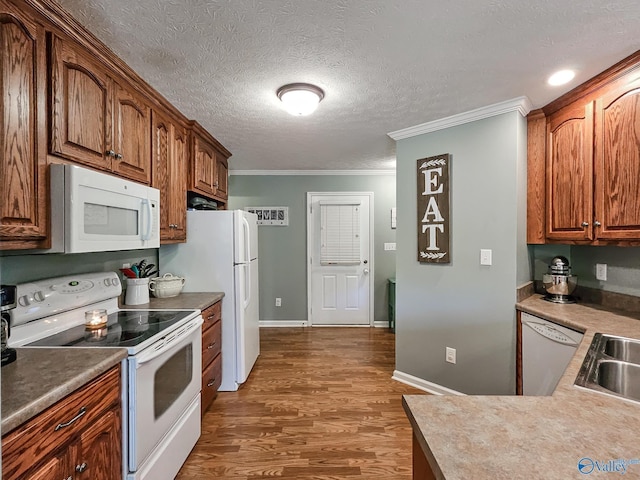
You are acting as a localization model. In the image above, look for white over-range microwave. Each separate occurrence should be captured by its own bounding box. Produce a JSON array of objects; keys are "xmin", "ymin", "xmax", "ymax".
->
[{"xmin": 45, "ymin": 164, "xmax": 160, "ymax": 253}]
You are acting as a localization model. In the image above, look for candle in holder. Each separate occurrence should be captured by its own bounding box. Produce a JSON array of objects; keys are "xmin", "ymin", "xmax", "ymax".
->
[{"xmin": 85, "ymin": 309, "xmax": 108, "ymax": 329}]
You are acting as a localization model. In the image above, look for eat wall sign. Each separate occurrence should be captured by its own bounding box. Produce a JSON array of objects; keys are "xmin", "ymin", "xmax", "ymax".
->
[{"xmin": 417, "ymin": 153, "xmax": 450, "ymax": 263}]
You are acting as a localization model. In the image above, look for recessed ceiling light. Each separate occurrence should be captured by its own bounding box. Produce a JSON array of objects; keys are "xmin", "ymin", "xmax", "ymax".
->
[
  {"xmin": 277, "ymin": 83, "xmax": 325, "ymax": 116},
  {"xmin": 548, "ymin": 69, "xmax": 575, "ymax": 86}
]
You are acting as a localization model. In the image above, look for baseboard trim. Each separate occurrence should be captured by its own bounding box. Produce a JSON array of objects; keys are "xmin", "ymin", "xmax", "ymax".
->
[
  {"xmin": 259, "ymin": 320, "xmax": 309, "ymax": 327},
  {"xmin": 392, "ymin": 370, "xmax": 466, "ymax": 396},
  {"xmin": 373, "ymin": 321, "xmax": 391, "ymax": 328}
]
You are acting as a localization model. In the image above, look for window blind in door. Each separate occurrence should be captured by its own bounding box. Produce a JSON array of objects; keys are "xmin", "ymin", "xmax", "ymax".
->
[{"xmin": 320, "ymin": 203, "xmax": 361, "ymax": 265}]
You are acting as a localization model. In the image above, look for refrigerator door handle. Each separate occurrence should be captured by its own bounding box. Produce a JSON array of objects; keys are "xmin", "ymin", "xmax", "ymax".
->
[
  {"xmin": 244, "ymin": 263, "xmax": 251, "ymax": 309},
  {"xmin": 242, "ymin": 216, "xmax": 251, "ymax": 263}
]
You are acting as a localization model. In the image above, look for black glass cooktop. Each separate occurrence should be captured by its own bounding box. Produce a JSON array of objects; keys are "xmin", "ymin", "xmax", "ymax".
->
[{"xmin": 28, "ymin": 310, "xmax": 196, "ymax": 348}]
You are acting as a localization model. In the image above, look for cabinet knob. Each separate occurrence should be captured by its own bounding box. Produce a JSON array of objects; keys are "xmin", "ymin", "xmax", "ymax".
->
[
  {"xmin": 581, "ymin": 221, "xmax": 589, "ymax": 227},
  {"xmin": 115, "ymin": 153, "xmax": 123, "ymax": 160},
  {"xmin": 64, "ymin": 477, "xmax": 73, "ymax": 480},
  {"xmin": 75, "ymin": 462, "xmax": 88, "ymax": 473},
  {"xmin": 106, "ymin": 150, "xmax": 116, "ymax": 157},
  {"xmin": 594, "ymin": 220, "xmax": 602, "ymax": 227}
]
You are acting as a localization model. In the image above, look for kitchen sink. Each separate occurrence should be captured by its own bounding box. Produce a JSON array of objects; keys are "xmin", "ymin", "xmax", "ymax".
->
[
  {"xmin": 575, "ymin": 333, "xmax": 640, "ymax": 404},
  {"xmin": 605, "ymin": 337, "xmax": 640, "ymax": 365},
  {"xmin": 596, "ymin": 361, "xmax": 640, "ymax": 402}
]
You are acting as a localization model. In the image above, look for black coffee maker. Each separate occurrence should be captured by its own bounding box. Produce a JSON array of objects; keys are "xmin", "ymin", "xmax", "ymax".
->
[{"xmin": 1, "ymin": 285, "xmax": 17, "ymax": 366}]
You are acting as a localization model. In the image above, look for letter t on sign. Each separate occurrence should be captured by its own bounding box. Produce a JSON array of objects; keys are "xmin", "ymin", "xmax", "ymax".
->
[{"xmin": 416, "ymin": 154, "xmax": 451, "ymax": 263}]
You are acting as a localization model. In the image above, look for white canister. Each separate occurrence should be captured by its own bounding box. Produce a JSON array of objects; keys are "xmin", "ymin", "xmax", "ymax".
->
[{"xmin": 125, "ymin": 277, "xmax": 150, "ymax": 305}]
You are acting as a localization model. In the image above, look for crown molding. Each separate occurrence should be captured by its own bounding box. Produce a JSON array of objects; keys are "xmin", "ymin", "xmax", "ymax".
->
[
  {"xmin": 229, "ymin": 169, "xmax": 396, "ymax": 176},
  {"xmin": 387, "ymin": 96, "xmax": 533, "ymax": 140}
]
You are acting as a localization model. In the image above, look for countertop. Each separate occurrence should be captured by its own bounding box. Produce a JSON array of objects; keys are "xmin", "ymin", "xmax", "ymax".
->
[
  {"xmin": 120, "ymin": 292, "xmax": 224, "ymax": 311},
  {"xmin": 403, "ymin": 294, "xmax": 640, "ymax": 479},
  {"xmin": 1, "ymin": 347, "xmax": 127, "ymax": 435}
]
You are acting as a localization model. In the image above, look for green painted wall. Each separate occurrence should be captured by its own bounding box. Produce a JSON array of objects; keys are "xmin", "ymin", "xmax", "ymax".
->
[
  {"xmin": 395, "ymin": 111, "xmax": 529, "ymax": 395},
  {"xmin": 228, "ymin": 174, "xmax": 396, "ymax": 323}
]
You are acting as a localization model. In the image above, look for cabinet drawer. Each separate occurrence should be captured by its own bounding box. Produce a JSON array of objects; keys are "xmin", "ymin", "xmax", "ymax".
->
[
  {"xmin": 202, "ymin": 317, "xmax": 221, "ymax": 367},
  {"xmin": 201, "ymin": 354, "xmax": 222, "ymax": 415},
  {"xmin": 202, "ymin": 301, "xmax": 221, "ymax": 332},
  {"xmin": 2, "ymin": 365, "xmax": 121, "ymax": 479}
]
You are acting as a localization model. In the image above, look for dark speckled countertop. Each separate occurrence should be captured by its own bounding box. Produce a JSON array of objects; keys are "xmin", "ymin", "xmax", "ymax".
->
[
  {"xmin": 1, "ymin": 347, "xmax": 127, "ymax": 435},
  {"xmin": 120, "ymin": 292, "xmax": 224, "ymax": 311}
]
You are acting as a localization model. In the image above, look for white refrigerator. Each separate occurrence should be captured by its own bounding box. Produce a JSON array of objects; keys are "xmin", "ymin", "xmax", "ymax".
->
[{"xmin": 159, "ymin": 210, "xmax": 259, "ymax": 391}]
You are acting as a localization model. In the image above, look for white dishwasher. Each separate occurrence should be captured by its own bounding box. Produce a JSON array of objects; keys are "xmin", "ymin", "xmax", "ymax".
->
[{"xmin": 521, "ymin": 312, "xmax": 584, "ymax": 395}]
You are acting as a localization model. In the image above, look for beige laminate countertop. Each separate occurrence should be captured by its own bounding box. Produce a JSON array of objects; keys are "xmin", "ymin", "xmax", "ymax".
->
[
  {"xmin": 120, "ymin": 292, "xmax": 224, "ymax": 311},
  {"xmin": 403, "ymin": 295, "xmax": 640, "ymax": 480},
  {"xmin": 1, "ymin": 347, "xmax": 127, "ymax": 435}
]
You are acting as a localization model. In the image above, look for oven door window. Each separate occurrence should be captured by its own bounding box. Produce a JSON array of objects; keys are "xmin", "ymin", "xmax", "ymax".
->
[{"xmin": 154, "ymin": 344, "xmax": 193, "ymax": 419}]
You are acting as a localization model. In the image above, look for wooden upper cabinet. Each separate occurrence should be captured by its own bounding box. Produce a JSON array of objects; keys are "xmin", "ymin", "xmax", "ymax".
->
[
  {"xmin": 49, "ymin": 34, "xmax": 151, "ymax": 184},
  {"xmin": 152, "ymin": 109, "xmax": 187, "ymax": 243},
  {"xmin": 50, "ymin": 33, "xmax": 111, "ymax": 168},
  {"xmin": 594, "ymin": 74, "xmax": 640, "ymax": 240},
  {"xmin": 528, "ymin": 50, "xmax": 640, "ymax": 245},
  {"xmin": 112, "ymin": 81, "xmax": 151, "ymax": 184},
  {"xmin": 546, "ymin": 102, "xmax": 594, "ymax": 241},
  {"xmin": 189, "ymin": 121, "xmax": 231, "ymax": 204},
  {"xmin": 215, "ymin": 156, "xmax": 229, "ymax": 199},
  {"xmin": 0, "ymin": 1, "xmax": 49, "ymax": 248}
]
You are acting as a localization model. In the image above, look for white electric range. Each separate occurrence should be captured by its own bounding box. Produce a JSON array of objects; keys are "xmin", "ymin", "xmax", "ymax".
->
[{"xmin": 9, "ymin": 271, "xmax": 203, "ymax": 480}]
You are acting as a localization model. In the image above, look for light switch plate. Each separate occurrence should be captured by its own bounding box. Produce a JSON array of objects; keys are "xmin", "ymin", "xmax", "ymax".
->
[
  {"xmin": 384, "ymin": 242, "xmax": 396, "ymax": 251},
  {"xmin": 480, "ymin": 249, "xmax": 492, "ymax": 266}
]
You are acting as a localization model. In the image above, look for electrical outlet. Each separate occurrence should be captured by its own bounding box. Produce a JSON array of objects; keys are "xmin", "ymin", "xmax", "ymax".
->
[
  {"xmin": 384, "ymin": 242, "xmax": 396, "ymax": 251},
  {"xmin": 480, "ymin": 249, "xmax": 492, "ymax": 266},
  {"xmin": 446, "ymin": 347, "xmax": 456, "ymax": 364},
  {"xmin": 275, "ymin": 297, "xmax": 282, "ymax": 307},
  {"xmin": 596, "ymin": 263, "xmax": 607, "ymax": 281}
]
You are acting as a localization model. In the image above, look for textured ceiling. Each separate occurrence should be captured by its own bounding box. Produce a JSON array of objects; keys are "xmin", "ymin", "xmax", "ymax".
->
[{"xmin": 57, "ymin": 0, "xmax": 640, "ymax": 171}]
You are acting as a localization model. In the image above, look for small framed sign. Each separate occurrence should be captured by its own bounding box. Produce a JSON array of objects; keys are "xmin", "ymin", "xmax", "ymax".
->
[
  {"xmin": 245, "ymin": 206, "xmax": 289, "ymax": 226},
  {"xmin": 417, "ymin": 154, "xmax": 450, "ymax": 263}
]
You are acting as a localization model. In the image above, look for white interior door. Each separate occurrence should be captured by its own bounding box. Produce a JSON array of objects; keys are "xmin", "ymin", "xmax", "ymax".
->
[{"xmin": 307, "ymin": 192, "xmax": 373, "ymax": 325}]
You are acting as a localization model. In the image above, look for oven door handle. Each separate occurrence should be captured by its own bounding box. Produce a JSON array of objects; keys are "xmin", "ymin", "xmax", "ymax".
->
[{"xmin": 135, "ymin": 317, "xmax": 203, "ymax": 367}]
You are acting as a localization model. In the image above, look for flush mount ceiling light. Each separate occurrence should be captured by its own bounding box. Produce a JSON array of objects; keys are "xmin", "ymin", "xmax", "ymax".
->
[
  {"xmin": 548, "ymin": 69, "xmax": 576, "ymax": 86},
  {"xmin": 277, "ymin": 83, "xmax": 325, "ymax": 116}
]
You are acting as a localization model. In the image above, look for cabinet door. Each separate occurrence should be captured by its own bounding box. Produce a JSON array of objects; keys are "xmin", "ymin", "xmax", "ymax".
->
[
  {"xmin": 75, "ymin": 408, "xmax": 122, "ymax": 480},
  {"xmin": 215, "ymin": 155, "xmax": 228, "ymax": 200},
  {"xmin": 152, "ymin": 110, "xmax": 173, "ymax": 240},
  {"xmin": 546, "ymin": 102, "xmax": 594, "ymax": 241},
  {"xmin": 112, "ymin": 80, "xmax": 151, "ymax": 184},
  {"xmin": 27, "ymin": 451, "xmax": 71, "ymax": 480},
  {"xmin": 49, "ymin": 34, "xmax": 112, "ymax": 171},
  {"xmin": 191, "ymin": 134, "xmax": 217, "ymax": 197},
  {"xmin": 171, "ymin": 124, "xmax": 188, "ymax": 241},
  {"xmin": 0, "ymin": 2, "xmax": 49, "ymax": 247},
  {"xmin": 594, "ymin": 75, "xmax": 640, "ymax": 240}
]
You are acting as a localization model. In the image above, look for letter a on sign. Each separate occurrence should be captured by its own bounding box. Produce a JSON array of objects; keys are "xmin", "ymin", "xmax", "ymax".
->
[{"xmin": 417, "ymin": 154, "xmax": 450, "ymax": 263}]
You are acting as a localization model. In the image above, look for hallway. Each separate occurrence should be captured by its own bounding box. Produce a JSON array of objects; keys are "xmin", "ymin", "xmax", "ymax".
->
[{"xmin": 177, "ymin": 327, "xmax": 425, "ymax": 479}]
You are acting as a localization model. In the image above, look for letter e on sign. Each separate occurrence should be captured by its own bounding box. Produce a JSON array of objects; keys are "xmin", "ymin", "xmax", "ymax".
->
[{"xmin": 417, "ymin": 154, "xmax": 450, "ymax": 263}]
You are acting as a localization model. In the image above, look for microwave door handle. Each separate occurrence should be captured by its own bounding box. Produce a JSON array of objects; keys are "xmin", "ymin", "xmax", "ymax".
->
[{"xmin": 140, "ymin": 198, "xmax": 152, "ymax": 241}]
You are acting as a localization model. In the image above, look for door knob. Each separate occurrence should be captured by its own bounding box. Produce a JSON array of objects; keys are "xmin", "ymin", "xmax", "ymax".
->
[{"xmin": 363, "ymin": 268, "xmax": 369, "ymax": 274}]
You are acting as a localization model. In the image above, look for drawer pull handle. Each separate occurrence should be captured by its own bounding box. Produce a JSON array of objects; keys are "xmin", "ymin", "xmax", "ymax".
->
[
  {"xmin": 55, "ymin": 407, "xmax": 86, "ymax": 431},
  {"xmin": 207, "ymin": 378, "xmax": 216, "ymax": 387},
  {"xmin": 207, "ymin": 315, "xmax": 216, "ymax": 320},
  {"xmin": 64, "ymin": 476, "xmax": 73, "ymax": 480},
  {"xmin": 76, "ymin": 462, "xmax": 88, "ymax": 473},
  {"xmin": 208, "ymin": 342, "xmax": 217, "ymax": 349}
]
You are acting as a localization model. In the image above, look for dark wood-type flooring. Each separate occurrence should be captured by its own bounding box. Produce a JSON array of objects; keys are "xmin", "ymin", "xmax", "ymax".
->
[{"xmin": 176, "ymin": 327, "xmax": 426, "ymax": 479}]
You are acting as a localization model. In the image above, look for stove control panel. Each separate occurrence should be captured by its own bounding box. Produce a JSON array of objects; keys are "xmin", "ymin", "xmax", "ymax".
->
[{"xmin": 11, "ymin": 272, "xmax": 122, "ymax": 326}]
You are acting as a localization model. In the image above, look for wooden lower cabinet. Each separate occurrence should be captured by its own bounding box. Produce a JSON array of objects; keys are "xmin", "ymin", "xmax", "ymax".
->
[
  {"xmin": 412, "ymin": 433, "xmax": 437, "ymax": 480},
  {"xmin": 201, "ymin": 300, "xmax": 223, "ymax": 415},
  {"xmin": 2, "ymin": 365, "xmax": 122, "ymax": 480}
]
